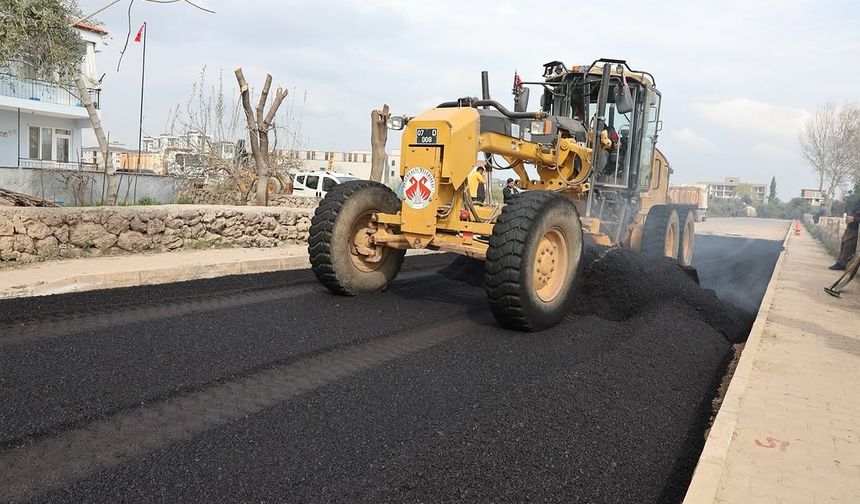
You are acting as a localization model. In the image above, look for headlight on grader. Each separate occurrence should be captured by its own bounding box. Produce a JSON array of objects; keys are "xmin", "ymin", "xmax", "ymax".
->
[{"xmin": 386, "ymin": 115, "xmax": 407, "ymax": 130}]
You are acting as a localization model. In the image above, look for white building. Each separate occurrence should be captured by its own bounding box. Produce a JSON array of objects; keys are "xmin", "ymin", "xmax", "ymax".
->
[
  {"xmin": 138, "ymin": 131, "xmax": 405, "ymax": 182},
  {"xmin": 142, "ymin": 131, "xmax": 234, "ymax": 157},
  {"xmin": 697, "ymin": 176, "xmax": 767, "ymax": 204},
  {"xmin": 800, "ymin": 188, "xmax": 824, "ymax": 207},
  {"xmin": 139, "ymin": 132, "xmax": 237, "ymax": 175},
  {"xmin": 293, "ymin": 149, "xmax": 401, "ymax": 181},
  {"xmin": 0, "ymin": 21, "xmax": 108, "ymax": 171},
  {"xmin": 81, "ymin": 141, "xmax": 129, "ymax": 171}
]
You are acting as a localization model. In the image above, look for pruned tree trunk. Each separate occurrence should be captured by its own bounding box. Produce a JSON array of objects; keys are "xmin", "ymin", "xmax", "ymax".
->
[
  {"xmin": 74, "ymin": 73, "xmax": 117, "ymax": 205},
  {"xmin": 370, "ymin": 104, "xmax": 390, "ymax": 182},
  {"xmin": 234, "ymin": 68, "xmax": 288, "ymax": 206}
]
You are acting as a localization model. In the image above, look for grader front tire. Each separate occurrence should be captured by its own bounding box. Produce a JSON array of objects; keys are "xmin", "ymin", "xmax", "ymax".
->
[
  {"xmin": 485, "ymin": 191, "xmax": 584, "ymax": 331},
  {"xmin": 308, "ymin": 180, "xmax": 405, "ymax": 295}
]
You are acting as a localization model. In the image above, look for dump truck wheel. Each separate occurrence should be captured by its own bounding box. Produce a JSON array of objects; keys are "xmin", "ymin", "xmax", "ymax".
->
[
  {"xmin": 485, "ymin": 191, "xmax": 583, "ymax": 331},
  {"xmin": 308, "ymin": 180, "xmax": 405, "ymax": 295},
  {"xmin": 641, "ymin": 205, "xmax": 680, "ymax": 260},
  {"xmin": 677, "ymin": 208, "xmax": 695, "ymax": 266}
]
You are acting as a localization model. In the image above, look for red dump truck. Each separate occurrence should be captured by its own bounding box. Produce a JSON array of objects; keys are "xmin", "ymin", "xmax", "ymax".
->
[{"xmin": 669, "ymin": 185, "xmax": 708, "ymax": 222}]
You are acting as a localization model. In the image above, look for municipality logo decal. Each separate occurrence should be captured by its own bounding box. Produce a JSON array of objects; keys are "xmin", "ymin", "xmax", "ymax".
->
[{"xmin": 403, "ymin": 167, "xmax": 436, "ymax": 209}]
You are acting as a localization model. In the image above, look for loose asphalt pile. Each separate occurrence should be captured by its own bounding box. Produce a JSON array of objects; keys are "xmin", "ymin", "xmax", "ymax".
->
[
  {"xmin": 429, "ymin": 244, "xmax": 760, "ymax": 502},
  {"xmin": 1, "ymin": 239, "xmax": 780, "ymax": 504},
  {"xmin": 573, "ymin": 245, "xmax": 753, "ymax": 343}
]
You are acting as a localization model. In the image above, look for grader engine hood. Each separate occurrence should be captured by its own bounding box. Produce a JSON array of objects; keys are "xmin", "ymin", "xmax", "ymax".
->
[{"xmin": 398, "ymin": 107, "xmax": 480, "ymax": 239}]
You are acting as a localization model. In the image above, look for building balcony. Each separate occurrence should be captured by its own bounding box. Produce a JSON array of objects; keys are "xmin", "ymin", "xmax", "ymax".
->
[
  {"xmin": 19, "ymin": 158, "xmax": 100, "ymax": 172},
  {"xmin": 0, "ymin": 74, "xmax": 99, "ymax": 111}
]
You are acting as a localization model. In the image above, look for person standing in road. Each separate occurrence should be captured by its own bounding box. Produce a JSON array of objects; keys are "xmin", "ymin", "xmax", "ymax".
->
[
  {"xmin": 503, "ymin": 178, "xmax": 520, "ymax": 204},
  {"xmin": 468, "ymin": 166, "xmax": 486, "ymax": 203},
  {"xmin": 830, "ymin": 199, "xmax": 860, "ymax": 270}
]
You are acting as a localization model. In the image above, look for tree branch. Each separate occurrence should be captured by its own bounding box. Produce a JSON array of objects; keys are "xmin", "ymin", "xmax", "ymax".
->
[
  {"xmin": 234, "ymin": 67, "xmax": 265, "ymax": 178},
  {"xmin": 256, "ymin": 74, "xmax": 272, "ymax": 131},
  {"xmin": 234, "ymin": 68, "xmax": 259, "ymax": 151},
  {"xmin": 263, "ymin": 88, "xmax": 289, "ymax": 129}
]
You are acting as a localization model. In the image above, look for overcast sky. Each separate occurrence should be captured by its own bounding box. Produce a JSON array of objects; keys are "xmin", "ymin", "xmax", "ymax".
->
[{"xmin": 81, "ymin": 0, "xmax": 860, "ymax": 200}]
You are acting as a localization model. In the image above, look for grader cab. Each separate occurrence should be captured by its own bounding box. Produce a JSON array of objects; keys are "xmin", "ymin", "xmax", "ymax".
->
[{"xmin": 308, "ymin": 58, "xmax": 696, "ymax": 331}]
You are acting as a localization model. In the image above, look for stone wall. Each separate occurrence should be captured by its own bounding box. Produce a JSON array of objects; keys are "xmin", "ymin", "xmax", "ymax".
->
[
  {"xmin": 180, "ymin": 186, "xmax": 321, "ymax": 209},
  {"xmin": 269, "ymin": 194, "xmax": 321, "ymax": 208},
  {"xmin": 815, "ymin": 216, "xmax": 846, "ymax": 251},
  {"xmin": 0, "ymin": 205, "xmax": 313, "ymax": 263},
  {"xmin": 803, "ymin": 214, "xmax": 855, "ymax": 257}
]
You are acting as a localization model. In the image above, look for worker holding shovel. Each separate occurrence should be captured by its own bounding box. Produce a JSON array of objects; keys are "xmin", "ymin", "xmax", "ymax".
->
[
  {"xmin": 825, "ymin": 200, "xmax": 860, "ymax": 297},
  {"xmin": 829, "ymin": 200, "xmax": 860, "ymax": 271}
]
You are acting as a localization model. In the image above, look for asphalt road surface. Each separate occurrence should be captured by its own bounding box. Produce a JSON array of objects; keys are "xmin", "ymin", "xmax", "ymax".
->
[{"xmin": 0, "ymin": 233, "xmax": 783, "ymax": 504}]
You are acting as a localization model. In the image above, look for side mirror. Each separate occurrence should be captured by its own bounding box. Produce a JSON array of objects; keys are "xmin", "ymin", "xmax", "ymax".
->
[
  {"xmin": 514, "ymin": 87, "xmax": 530, "ymax": 113},
  {"xmin": 614, "ymin": 85, "xmax": 634, "ymax": 114}
]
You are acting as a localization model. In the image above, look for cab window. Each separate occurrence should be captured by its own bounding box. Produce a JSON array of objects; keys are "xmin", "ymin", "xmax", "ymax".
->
[
  {"xmin": 637, "ymin": 90, "xmax": 660, "ymax": 189},
  {"xmin": 296, "ymin": 174, "xmax": 306, "ymax": 186},
  {"xmin": 588, "ymin": 83, "xmax": 640, "ymax": 187},
  {"xmin": 322, "ymin": 176, "xmax": 338, "ymax": 192},
  {"xmin": 305, "ymin": 175, "xmax": 319, "ymax": 190}
]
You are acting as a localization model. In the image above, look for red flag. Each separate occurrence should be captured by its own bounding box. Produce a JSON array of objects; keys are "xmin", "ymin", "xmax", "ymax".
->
[
  {"xmin": 134, "ymin": 24, "xmax": 145, "ymax": 42},
  {"xmin": 513, "ymin": 71, "xmax": 523, "ymax": 92}
]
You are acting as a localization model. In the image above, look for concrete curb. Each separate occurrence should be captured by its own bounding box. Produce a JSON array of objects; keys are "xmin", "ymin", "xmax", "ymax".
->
[
  {"xmin": 0, "ymin": 254, "xmax": 311, "ymax": 299},
  {"xmin": 682, "ymin": 224, "xmax": 794, "ymax": 503}
]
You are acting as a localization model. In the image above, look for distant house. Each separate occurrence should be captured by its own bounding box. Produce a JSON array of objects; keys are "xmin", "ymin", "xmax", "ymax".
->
[
  {"xmin": 138, "ymin": 132, "xmax": 408, "ymax": 182},
  {"xmin": 139, "ymin": 132, "xmax": 212, "ymax": 176},
  {"xmin": 82, "ymin": 141, "xmax": 129, "ymax": 172},
  {"xmin": 0, "ymin": 21, "xmax": 108, "ymax": 171},
  {"xmin": 800, "ymin": 188, "xmax": 824, "ymax": 207},
  {"xmin": 697, "ymin": 176, "xmax": 767, "ymax": 204}
]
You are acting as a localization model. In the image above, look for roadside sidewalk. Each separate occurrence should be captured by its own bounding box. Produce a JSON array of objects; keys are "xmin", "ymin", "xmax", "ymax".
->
[
  {"xmin": 685, "ymin": 227, "xmax": 860, "ymax": 502},
  {"xmin": 0, "ymin": 245, "xmax": 310, "ymax": 299}
]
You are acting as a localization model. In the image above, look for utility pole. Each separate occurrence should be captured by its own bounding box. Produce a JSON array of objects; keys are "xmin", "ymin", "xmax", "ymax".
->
[{"xmin": 134, "ymin": 22, "xmax": 147, "ymax": 204}]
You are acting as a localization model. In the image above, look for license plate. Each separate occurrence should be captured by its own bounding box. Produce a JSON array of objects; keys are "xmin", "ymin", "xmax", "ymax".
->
[{"xmin": 416, "ymin": 128, "xmax": 438, "ymax": 145}]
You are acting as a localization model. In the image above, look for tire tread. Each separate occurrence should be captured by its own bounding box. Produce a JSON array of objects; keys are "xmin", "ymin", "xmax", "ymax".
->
[{"xmin": 308, "ymin": 180, "xmax": 403, "ymax": 295}]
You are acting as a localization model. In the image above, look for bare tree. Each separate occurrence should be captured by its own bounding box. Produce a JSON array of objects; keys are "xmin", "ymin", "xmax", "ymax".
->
[
  {"xmin": 800, "ymin": 103, "xmax": 856, "ymax": 202},
  {"xmin": 234, "ymin": 68, "xmax": 288, "ymax": 206},
  {"xmin": 177, "ymin": 67, "xmax": 249, "ymax": 202},
  {"xmin": 842, "ymin": 103, "xmax": 860, "ymax": 188},
  {"xmin": 172, "ymin": 67, "xmax": 306, "ymax": 205},
  {"xmin": 370, "ymin": 104, "xmax": 390, "ymax": 182}
]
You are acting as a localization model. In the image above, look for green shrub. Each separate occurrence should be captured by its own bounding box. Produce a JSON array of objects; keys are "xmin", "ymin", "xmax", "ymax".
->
[{"xmin": 136, "ymin": 196, "xmax": 159, "ymax": 206}]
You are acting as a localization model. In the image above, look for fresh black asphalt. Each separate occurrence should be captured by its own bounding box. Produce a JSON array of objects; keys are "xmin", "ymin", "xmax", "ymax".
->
[{"xmin": 0, "ymin": 234, "xmax": 784, "ymax": 503}]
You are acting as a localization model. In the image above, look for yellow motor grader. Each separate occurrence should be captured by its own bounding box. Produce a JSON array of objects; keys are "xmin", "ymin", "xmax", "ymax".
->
[{"xmin": 309, "ymin": 58, "xmax": 695, "ymax": 331}]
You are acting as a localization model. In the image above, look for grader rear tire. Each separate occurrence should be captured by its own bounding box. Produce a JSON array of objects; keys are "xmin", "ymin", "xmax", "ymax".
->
[
  {"xmin": 485, "ymin": 191, "xmax": 584, "ymax": 331},
  {"xmin": 641, "ymin": 205, "xmax": 680, "ymax": 260},
  {"xmin": 676, "ymin": 208, "xmax": 695, "ymax": 266},
  {"xmin": 308, "ymin": 180, "xmax": 405, "ymax": 295}
]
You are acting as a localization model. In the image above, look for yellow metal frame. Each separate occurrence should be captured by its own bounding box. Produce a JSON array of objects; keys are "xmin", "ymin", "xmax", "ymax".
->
[{"xmin": 368, "ymin": 96, "xmax": 669, "ymax": 259}]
